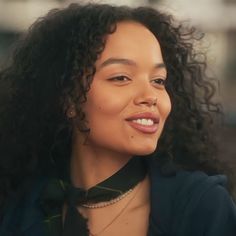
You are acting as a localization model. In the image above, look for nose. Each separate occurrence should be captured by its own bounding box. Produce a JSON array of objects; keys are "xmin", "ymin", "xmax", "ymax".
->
[
  {"xmin": 135, "ymin": 97, "xmax": 157, "ymax": 107},
  {"xmin": 133, "ymin": 82, "xmax": 158, "ymax": 107}
]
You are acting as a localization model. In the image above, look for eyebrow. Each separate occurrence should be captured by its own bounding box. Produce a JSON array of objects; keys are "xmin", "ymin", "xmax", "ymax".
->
[{"xmin": 98, "ymin": 57, "xmax": 166, "ymax": 70}]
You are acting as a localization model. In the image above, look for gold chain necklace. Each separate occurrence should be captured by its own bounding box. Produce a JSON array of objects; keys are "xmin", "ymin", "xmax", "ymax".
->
[{"xmin": 88, "ymin": 181, "xmax": 142, "ymax": 236}]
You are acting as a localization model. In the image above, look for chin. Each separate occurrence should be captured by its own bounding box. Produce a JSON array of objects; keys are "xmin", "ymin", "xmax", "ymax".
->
[{"xmin": 131, "ymin": 145, "xmax": 157, "ymax": 156}]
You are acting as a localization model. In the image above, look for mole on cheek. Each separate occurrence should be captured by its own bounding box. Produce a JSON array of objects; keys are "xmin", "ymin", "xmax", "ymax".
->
[{"xmin": 130, "ymin": 136, "xmax": 134, "ymax": 139}]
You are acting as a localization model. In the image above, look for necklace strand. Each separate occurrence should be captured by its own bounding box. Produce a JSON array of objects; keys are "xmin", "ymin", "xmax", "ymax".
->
[
  {"xmin": 88, "ymin": 180, "xmax": 143, "ymax": 236},
  {"xmin": 82, "ymin": 188, "xmax": 133, "ymax": 209}
]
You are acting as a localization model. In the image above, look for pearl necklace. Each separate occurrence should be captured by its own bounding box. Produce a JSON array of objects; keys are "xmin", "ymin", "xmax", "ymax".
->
[{"xmin": 81, "ymin": 188, "xmax": 133, "ymax": 209}]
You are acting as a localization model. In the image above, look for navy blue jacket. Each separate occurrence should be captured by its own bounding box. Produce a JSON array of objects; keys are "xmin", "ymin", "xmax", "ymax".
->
[{"xmin": 1, "ymin": 159, "xmax": 236, "ymax": 235}]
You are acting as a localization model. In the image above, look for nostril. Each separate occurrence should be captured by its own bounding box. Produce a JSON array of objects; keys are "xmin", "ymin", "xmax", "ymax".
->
[{"xmin": 140, "ymin": 98, "xmax": 157, "ymax": 106}]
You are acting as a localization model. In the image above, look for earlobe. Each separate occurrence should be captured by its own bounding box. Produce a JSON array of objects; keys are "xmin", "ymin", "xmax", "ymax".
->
[
  {"xmin": 64, "ymin": 96, "xmax": 77, "ymax": 119},
  {"xmin": 66, "ymin": 105, "xmax": 77, "ymax": 118}
]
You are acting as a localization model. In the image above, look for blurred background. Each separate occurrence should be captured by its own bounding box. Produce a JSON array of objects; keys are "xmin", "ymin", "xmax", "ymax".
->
[{"xmin": 0, "ymin": 0, "xmax": 235, "ymax": 177}]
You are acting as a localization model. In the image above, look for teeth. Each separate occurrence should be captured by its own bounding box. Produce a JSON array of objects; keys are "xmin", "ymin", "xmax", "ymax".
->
[{"xmin": 132, "ymin": 118, "xmax": 154, "ymax": 126}]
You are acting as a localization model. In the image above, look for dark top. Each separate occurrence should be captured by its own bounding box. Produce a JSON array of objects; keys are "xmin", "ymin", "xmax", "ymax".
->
[{"xmin": 1, "ymin": 158, "xmax": 236, "ymax": 236}]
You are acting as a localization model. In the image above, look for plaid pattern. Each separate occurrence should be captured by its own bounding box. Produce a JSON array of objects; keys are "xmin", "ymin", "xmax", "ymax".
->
[{"xmin": 40, "ymin": 179, "xmax": 68, "ymax": 236}]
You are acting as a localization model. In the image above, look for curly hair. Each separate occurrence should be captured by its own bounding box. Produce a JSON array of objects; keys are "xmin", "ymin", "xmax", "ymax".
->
[{"xmin": 0, "ymin": 3, "xmax": 232, "ymax": 208}]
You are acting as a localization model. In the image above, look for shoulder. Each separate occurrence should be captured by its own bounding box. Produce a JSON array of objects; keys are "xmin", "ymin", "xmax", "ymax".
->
[
  {"xmin": 189, "ymin": 183, "xmax": 236, "ymax": 235},
  {"xmin": 147, "ymin": 157, "xmax": 236, "ymax": 236},
  {"xmin": 0, "ymin": 176, "xmax": 48, "ymax": 236}
]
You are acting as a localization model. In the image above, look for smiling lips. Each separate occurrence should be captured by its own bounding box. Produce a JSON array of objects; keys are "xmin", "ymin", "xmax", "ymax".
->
[{"xmin": 125, "ymin": 112, "xmax": 160, "ymax": 134}]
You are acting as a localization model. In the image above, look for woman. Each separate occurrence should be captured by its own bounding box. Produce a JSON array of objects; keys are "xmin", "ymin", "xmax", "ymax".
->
[{"xmin": 0, "ymin": 3, "xmax": 236, "ymax": 236}]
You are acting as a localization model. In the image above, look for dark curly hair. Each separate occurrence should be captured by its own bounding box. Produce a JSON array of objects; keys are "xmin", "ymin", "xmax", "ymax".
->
[{"xmin": 0, "ymin": 3, "xmax": 233, "ymax": 209}]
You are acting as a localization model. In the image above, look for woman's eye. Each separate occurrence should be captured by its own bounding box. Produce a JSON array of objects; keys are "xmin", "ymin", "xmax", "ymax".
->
[
  {"xmin": 108, "ymin": 76, "xmax": 130, "ymax": 82},
  {"xmin": 152, "ymin": 78, "xmax": 166, "ymax": 87}
]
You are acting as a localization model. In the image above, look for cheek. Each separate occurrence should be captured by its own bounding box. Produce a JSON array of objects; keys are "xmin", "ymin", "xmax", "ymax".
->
[
  {"xmin": 86, "ymin": 88, "xmax": 128, "ymax": 118},
  {"xmin": 99, "ymin": 98, "xmax": 126, "ymax": 115},
  {"xmin": 82, "ymin": 92, "xmax": 129, "ymax": 150},
  {"xmin": 87, "ymin": 101, "xmax": 123, "ymax": 122},
  {"xmin": 159, "ymin": 93, "xmax": 171, "ymax": 120}
]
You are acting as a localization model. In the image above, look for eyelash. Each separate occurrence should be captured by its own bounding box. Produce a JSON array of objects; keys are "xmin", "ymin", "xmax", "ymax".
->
[
  {"xmin": 108, "ymin": 76, "xmax": 130, "ymax": 82},
  {"xmin": 108, "ymin": 75, "xmax": 167, "ymax": 87},
  {"xmin": 152, "ymin": 78, "xmax": 166, "ymax": 86}
]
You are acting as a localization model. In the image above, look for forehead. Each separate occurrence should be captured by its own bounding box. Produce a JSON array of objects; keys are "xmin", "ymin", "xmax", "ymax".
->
[{"xmin": 97, "ymin": 21, "xmax": 164, "ymax": 66}]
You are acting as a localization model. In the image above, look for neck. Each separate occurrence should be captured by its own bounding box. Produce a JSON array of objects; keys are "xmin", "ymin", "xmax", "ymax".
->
[{"xmin": 70, "ymin": 135, "xmax": 132, "ymax": 190}]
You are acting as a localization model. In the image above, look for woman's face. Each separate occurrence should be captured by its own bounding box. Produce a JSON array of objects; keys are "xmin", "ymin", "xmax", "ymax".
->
[{"xmin": 74, "ymin": 21, "xmax": 171, "ymax": 157}]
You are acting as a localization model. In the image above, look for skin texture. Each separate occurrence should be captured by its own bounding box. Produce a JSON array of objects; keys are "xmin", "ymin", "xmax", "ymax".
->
[{"xmin": 70, "ymin": 21, "xmax": 171, "ymax": 189}]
